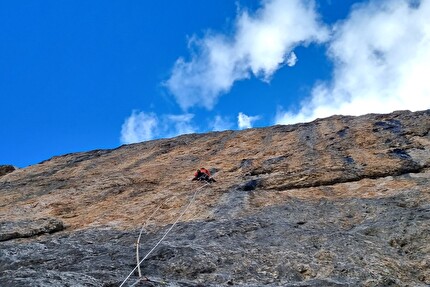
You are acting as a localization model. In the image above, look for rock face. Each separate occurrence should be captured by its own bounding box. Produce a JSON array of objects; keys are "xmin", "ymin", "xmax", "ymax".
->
[
  {"xmin": 0, "ymin": 165, "xmax": 15, "ymax": 177},
  {"xmin": 0, "ymin": 110, "xmax": 429, "ymax": 286},
  {"xmin": 0, "ymin": 217, "xmax": 64, "ymax": 241}
]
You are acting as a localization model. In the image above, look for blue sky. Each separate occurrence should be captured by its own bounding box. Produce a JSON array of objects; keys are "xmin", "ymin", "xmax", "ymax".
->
[{"xmin": 1, "ymin": 0, "xmax": 429, "ymax": 167}]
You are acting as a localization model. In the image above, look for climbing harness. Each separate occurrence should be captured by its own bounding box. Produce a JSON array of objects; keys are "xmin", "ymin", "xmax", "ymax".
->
[{"xmin": 119, "ymin": 182, "xmax": 210, "ymax": 287}]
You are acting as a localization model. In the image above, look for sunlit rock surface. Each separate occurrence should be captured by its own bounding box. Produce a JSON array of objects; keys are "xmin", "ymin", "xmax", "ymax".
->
[{"xmin": 1, "ymin": 110, "xmax": 429, "ymax": 286}]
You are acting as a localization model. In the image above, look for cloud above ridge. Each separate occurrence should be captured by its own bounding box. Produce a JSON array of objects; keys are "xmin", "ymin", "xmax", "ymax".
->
[
  {"xmin": 277, "ymin": 0, "xmax": 430, "ymax": 124},
  {"xmin": 166, "ymin": 0, "xmax": 328, "ymax": 110},
  {"xmin": 211, "ymin": 115, "xmax": 234, "ymax": 131},
  {"xmin": 120, "ymin": 111, "xmax": 196, "ymax": 144},
  {"xmin": 122, "ymin": 0, "xmax": 430, "ymax": 145},
  {"xmin": 238, "ymin": 112, "xmax": 261, "ymax": 129},
  {"xmin": 120, "ymin": 111, "xmax": 158, "ymax": 144}
]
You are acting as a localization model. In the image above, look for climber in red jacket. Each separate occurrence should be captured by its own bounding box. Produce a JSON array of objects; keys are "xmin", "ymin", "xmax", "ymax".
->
[{"xmin": 192, "ymin": 167, "xmax": 216, "ymax": 183}]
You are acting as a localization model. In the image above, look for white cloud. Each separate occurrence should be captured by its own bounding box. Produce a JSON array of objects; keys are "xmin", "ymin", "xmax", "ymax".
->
[
  {"xmin": 120, "ymin": 111, "xmax": 158, "ymax": 144},
  {"xmin": 166, "ymin": 0, "xmax": 329, "ymax": 110},
  {"xmin": 164, "ymin": 114, "xmax": 196, "ymax": 137},
  {"xmin": 286, "ymin": 51, "xmax": 298, "ymax": 67},
  {"xmin": 211, "ymin": 115, "xmax": 233, "ymax": 131},
  {"xmin": 277, "ymin": 0, "xmax": 430, "ymax": 124},
  {"xmin": 120, "ymin": 111, "xmax": 196, "ymax": 144},
  {"xmin": 238, "ymin": 112, "xmax": 261, "ymax": 129}
]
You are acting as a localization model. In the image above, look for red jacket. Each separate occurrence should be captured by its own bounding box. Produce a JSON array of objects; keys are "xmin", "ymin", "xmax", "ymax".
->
[
  {"xmin": 200, "ymin": 168, "xmax": 210, "ymax": 176},
  {"xmin": 194, "ymin": 168, "xmax": 210, "ymax": 177}
]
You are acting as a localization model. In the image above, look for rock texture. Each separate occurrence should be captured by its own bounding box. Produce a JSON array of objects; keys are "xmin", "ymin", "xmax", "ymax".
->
[
  {"xmin": 0, "ymin": 217, "xmax": 64, "ymax": 241},
  {"xmin": 0, "ymin": 165, "xmax": 15, "ymax": 177},
  {"xmin": 0, "ymin": 110, "xmax": 429, "ymax": 286}
]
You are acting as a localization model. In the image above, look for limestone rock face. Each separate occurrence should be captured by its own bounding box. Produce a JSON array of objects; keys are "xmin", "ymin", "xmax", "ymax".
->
[
  {"xmin": 0, "ymin": 217, "xmax": 64, "ymax": 241},
  {"xmin": 0, "ymin": 165, "xmax": 15, "ymax": 177},
  {"xmin": 0, "ymin": 110, "xmax": 429, "ymax": 286}
]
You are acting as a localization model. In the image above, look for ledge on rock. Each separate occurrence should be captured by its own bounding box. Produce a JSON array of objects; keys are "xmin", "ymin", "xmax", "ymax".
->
[
  {"xmin": 0, "ymin": 165, "xmax": 15, "ymax": 177},
  {"xmin": 0, "ymin": 217, "xmax": 65, "ymax": 241}
]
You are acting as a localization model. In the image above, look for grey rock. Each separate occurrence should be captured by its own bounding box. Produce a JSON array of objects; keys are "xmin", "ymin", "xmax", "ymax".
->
[
  {"xmin": 1, "ymin": 189, "xmax": 429, "ymax": 286},
  {"xmin": 0, "ymin": 218, "xmax": 65, "ymax": 241},
  {"xmin": 0, "ymin": 110, "xmax": 429, "ymax": 286}
]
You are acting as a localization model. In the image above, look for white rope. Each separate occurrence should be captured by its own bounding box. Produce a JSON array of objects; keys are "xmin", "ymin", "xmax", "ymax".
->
[
  {"xmin": 136, "ymin": 196, "xmax": 173, "ymax": 277},
  {"xmin": 119, "ymin": 182, "xmax": 210, "ymax": 287},
  {"xmin": 128, "ymin": 278, "xmax": 141, "ymax": 287}
]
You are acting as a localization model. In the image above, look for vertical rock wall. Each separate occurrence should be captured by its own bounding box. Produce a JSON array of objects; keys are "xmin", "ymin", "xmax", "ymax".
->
[{"xmin": 0, "ymin": 110, "xmax": 429, "ymax": 286}]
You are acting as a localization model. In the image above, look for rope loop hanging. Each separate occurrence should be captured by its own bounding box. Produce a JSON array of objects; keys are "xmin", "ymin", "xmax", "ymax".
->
[{"xmin": 119, "ymin": 182, "xmax": 210, "ymax": 287}]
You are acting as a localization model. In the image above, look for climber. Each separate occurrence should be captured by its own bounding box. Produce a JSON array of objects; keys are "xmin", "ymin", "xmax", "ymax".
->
[{"xmin": 192, "ymin": 167, "xmax": 216, "ymax": 183}]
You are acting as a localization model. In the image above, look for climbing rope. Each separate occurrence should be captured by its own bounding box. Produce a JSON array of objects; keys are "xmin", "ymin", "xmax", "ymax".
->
[
  {"xmin": 136, "ymin": 196, "xmax": 174, "ymax": 278},
  {"xmin": 128, "ymin": 276, "xmax": 167, "ymax": 287},
  {"xmin": 119, "ymin": 182, "xmax": 210, "ymax": 287}
]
